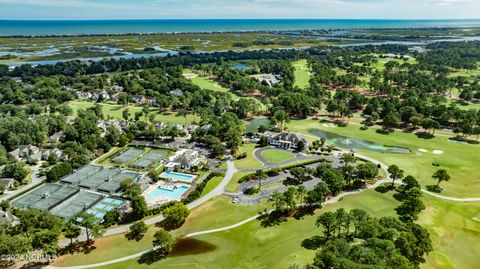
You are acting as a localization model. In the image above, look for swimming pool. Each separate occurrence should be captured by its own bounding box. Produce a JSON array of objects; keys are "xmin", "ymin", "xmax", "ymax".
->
[
  {"xmin": 145, "ymin": 185, "xmax": 189, "ymax": 203},
  {"xmin": 160, "ymin": 171, "xmax": 197, "ymax": 183}
]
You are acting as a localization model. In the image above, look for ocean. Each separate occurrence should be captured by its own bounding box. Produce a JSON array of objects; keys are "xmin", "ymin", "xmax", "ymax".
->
[{"xmin": 1, "ymin": 19, "xmax": 480, "ymax": 36}]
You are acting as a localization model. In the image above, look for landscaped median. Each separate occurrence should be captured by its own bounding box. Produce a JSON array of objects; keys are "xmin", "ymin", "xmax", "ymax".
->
[
  {"xmin": 260, "ymin": 148, "xmax": 296, "ymax": 163},
  {"xmin": 234, "ymin": 143, "xmax": 263, "ymax": 169}
]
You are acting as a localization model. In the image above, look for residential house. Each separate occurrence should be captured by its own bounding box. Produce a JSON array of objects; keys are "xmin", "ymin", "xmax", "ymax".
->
[
  {"xmin": 76, "ymin": 91, "xmax": 92, "ymax": 100},
  {"xmin": 0, "ymin": 178, "xmax": 15, "ymax": 190},
  {"xmin": 256, "ymin": 75, "xmax": 280, "ymax": 87},
  {"xmin": 0, "ymin": 209, "xmax": 20, "ymax": 226},
  {"xmin": 263, "ymin": 131, "xmax": 308, "ymax": 149},
  {"xmin": 111, "ymin": 85, "xmax": 124, "ymax": 92},
  {"xmin": 48, "ymin": 131, "xmax": 64, "ymax": 144},
  {"xmin": 131, "ymin": 95, "xmax": 148, "ymax": 104},
  {"xmin": 41, "ymin": 148, "xmax": 68, "ymax": 161},
  {"xmin": 8, "ymin": 145, "xmax": 40, "ymax": 161},
  {"xmin": 169, "ymin": 88, "xmax": 184, "ymax": 97}
]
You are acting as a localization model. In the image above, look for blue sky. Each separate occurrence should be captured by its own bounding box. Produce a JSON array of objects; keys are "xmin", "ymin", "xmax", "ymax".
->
[{"xmin": 0, "ymin": 0, "xmax": 478, "ymax": 20}]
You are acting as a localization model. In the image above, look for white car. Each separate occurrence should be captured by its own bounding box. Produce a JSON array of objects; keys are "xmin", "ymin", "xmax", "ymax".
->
[{"xmin": 232, "ymin": 196, "xmax": 240, "ymax": 203}]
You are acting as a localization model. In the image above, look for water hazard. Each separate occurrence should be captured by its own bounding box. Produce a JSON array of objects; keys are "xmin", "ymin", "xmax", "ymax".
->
[{"xmin": 310, "ymin": 129, "xmax": 410, "ymax": 154}]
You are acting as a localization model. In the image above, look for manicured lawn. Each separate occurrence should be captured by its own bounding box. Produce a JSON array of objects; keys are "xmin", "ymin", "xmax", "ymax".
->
[
  {"xmin": 184, "ymin": 69, "xmax": 240, "ymax": 101},
  {"xmin": 91, "ymin": 189, "xmax": 400, "ymax": 269},
  {"xmin": 260, "ymin": 149, "xmax": 296, "ymax": 163},
  {"xmin": 286, "ymin": 119, "xmax": 480, "ymax": 197},
  {"xmin": 184, "ymin": 71, "xmax": 230, "ymax": 93},
  {"xmin": 200, "ymin": 176, "xmax": 224, "ymax": 197},
  {"xmin": 68, "ymin": 101, "xmax": 196, "ymax": 124},
  {"xmin": 293, "ymin": 60, "xmax": 311, "ymax": 89},
  {"xmin": 234, "ymin": 144, "xmax": 262, "ymax": 170},
  {"xmin": 285, "ymin": 119, "xmax": 480, "ymax": 269},
  {"xmin": 419, "ymin": 196, "xmax": 480, "ymax": 269},
  {"xmin": 225, "ymin": 171, "xmax": 252, "ymax": 193},
  {"xmin": 54, "ymin": 196, "xmax": 267, "ymax": 267},
  {"xmin": 446, "ymin": 99, "xmax": 480, "ymax": 110},
  {"xmin": 184, "ymin": 69, "xmax": 267, "ymax": 111}
]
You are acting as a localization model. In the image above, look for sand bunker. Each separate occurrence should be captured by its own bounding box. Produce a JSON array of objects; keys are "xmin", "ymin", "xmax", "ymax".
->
[
  {"xmin": 183, "ymin": 73, "xmax": 197, "ymax": 79},
  {"xmin": 432, "ymin": 150, "xmax": 444, "ymax": 155},
  {"xmin": 322, "ymin": 123, "xmax": 336, "ymax": 128},
  {"xmin": 419, "ymin": 148, "xmax": 428, "ymax": 153}
]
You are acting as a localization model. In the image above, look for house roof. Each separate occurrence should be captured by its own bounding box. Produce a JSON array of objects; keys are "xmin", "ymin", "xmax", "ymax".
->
[
  {"xmin": 0, "ymin": 209, "xmax": 19, "ymax": 226},
  {"xmin": 264, "ymin": 131, "xmax": 307, "ymax": 145},
  {"xmin": 0, "ymin": 178, "xmax": 14, "ymax": 187}
]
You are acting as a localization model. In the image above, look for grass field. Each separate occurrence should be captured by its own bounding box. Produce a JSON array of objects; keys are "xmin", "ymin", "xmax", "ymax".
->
[
  {"xmin": 70, "ymin": 189, "xmax": 400, "ymax": 269},
  {"xmin": 419, "ymin": 196, "xmax": 480, "ymax": 269},
  {"xmin": 286, "ymin": 119, "xmax": 480, "ymax": 197},
  {"xmin": 200, "ymin": 176, "xmax": 224, "ymax": 198},
  {"xmin": 293, "ymin": 60, "xmax": 311, "ymax": 89},
  {"xmin": 183, "ymin": 70, "xmax": 231, "ymax": 94},
  {"xmin": 284, "ymin": 118, "xmax": 480, "ymax": 269},
  {"xmin": 184, "ymin": 69, "xmax": 268, "ymax": 112},
  {"xmin": 260, "ymin": 149, "xmax": 296, "ymax": 163},
  {"xmin": 54, "ymin": 196, "xmax": 267, "ymax": 267},
  {"xmin": 68, "ymin": 101, "xmax": 196, "ymax": 124},
  {"xmin": 225, "ymin": 171, "xmax": 252, "ymax": 193},
  {"xmin": 234, "ymin": 144, "xmax": 263, "ymax": 170}
]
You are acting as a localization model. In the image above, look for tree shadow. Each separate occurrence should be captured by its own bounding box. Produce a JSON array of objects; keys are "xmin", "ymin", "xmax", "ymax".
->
[
  {"xmin": 59, "ymin": 240, "xmax": 97, "ymax": 255},
  {"xmin": 426, "ymin": 185, "xmax": 443, "ymax": 193},
  {"xmin": 376, "ymin": 129, "xmax": 392, "ymax": 135},
  {"xmin": 125, "ymin": 232, "xmax": 145, "ymax": 241},
  {"xmin": 375, "ymin": 184, "xmax": 395, "ymax": 193},
  {"xmin": 138, "ymin": 249, "xmax": 168, "ymax": 265},
  {"xmin": 293, "ymin": 205, "xmax": 317, "ymax": 220},
  {"xmin": 155, "ymin": 219, "xmax": 185, "ymax": 231},
  {"xmin": 301, "ymin": 235, "xmax": 326, "ymax": 250},
  {"xmin": 415, "ymin": 132, "xmax": 434, "ymax": 139},
  {"xmin": 258, "ymin": 210, "xmax": 289, "ymax": 227}
]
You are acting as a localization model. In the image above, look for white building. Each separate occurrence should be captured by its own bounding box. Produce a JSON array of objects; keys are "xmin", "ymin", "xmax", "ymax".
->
[
  {"xmin": 263, "ymin": 131, "xmax": 308, "ymax": 149},
  {"xmin": 166, "ymin": 149, "xmax": 202, "ymax": 171}
]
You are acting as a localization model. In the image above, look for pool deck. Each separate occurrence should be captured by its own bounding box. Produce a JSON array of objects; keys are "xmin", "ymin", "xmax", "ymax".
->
[
  {"xmin": 159, "ymin": 171, "xmax": 198, "ymax": 183},
  {"xmin": 143, "ymin": 181, "xmax": 191, "ymax": 207}
]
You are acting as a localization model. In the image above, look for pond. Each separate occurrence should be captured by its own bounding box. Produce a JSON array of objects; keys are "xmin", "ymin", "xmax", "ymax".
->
[
  {"xmin": 309, "ymin": 129, "xmax": 410, "ymax": 154},
  {"xmin": 232, "ymin": 63, "xmax": 250, "ymax": 71},
  {"xmin": 245, "ymin": 118, "xmax": 270, "ymax": 132}
]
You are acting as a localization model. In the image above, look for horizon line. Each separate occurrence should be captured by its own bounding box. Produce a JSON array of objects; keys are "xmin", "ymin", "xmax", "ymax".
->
[{"xmin": 1, "ymin": 18, "xmax": 480, "ymax": 21}]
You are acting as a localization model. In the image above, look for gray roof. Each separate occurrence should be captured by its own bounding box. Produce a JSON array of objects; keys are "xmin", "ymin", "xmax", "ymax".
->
[{"xmin": 264, "ymin": 131, "xmax": 308, "ymax": 145}]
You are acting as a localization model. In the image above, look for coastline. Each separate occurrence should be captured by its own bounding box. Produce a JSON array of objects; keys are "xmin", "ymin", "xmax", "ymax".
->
[{"xmin": 1, "ymin": 18, "xmax": 480, "ymax": 36}]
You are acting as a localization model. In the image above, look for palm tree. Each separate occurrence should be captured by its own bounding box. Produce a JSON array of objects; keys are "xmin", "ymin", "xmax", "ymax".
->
[
  {"xmin": 255, "ymin": 170, "xmax": 267, "ymax": 190},
  {"xmin": 341, "ymin": 153, "xmax": 356, "ymax": 165},
  {"xmin": 296, "ymin": 185, "xmax": 307, "ymax": 206}
]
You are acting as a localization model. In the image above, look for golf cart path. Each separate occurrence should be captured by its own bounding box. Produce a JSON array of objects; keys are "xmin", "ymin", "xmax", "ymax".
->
[
  {"xmin": 47, "ymin": 150, "xmax": 480, "ymax": 269},
  {"xmin": 46, "ymin": 176, "xmax": 392, "ymax": 269}
]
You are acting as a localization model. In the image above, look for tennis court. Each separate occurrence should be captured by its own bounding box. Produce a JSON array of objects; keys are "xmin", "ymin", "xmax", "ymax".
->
[
  {"xmin": 61, "ymin": 165, "xmax": 102, "ymax": 185},
  {"xmin": 111, "ymin": 148, "xmax": 144, "ymax": 164},
  {"xmin": 97, "ymin": 171, "xmax": 142, "ymax": 193},
  {"xmin": 86, "ymin": 197, "xmax": 126, "ymax": 220},
  {"xmin": 79, "ymin": 167, "xmax": 122, "ymax": 190},
  {"xmin": 133, "ymin": 150, "xmax": 169, "ymax": 168},
  {"xmin": 11, "ymin": 183, "xmax": 79, "ymax": 211},
  {"xmin": 51, "ymin": 191, "xmax": 103, "ymax": 219}
]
